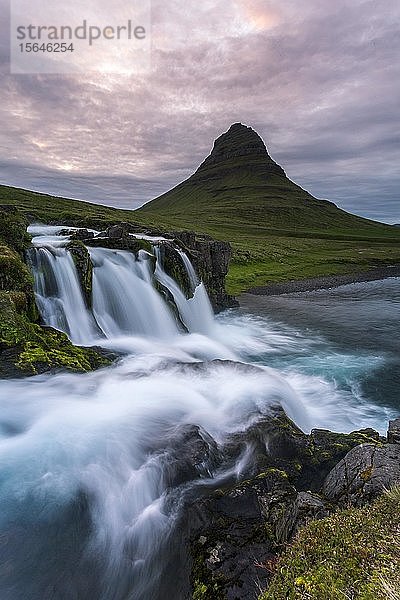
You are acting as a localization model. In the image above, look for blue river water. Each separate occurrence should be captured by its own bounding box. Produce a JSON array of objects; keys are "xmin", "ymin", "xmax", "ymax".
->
[{"xmin": 238, "ymin": 277, "xmax": 400, "ymax": 425}]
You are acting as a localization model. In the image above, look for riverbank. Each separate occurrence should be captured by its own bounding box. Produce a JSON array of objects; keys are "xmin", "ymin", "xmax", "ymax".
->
[{"xmin": 244, "ymin": 265, "xmax": 400, "ymax": 296}]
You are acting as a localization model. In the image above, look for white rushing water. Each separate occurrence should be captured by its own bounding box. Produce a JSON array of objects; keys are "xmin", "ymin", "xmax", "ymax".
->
[
  {"xmin": 28, "ymin": 245, "xmax": 99, "ymax": 344},
  {"xmin": 0, "ymin": 225, "xmax": 394, "ymax": 600},
  {"xmin": 90, "ymin": 247, "xmax": 178, "ymax": 339}
]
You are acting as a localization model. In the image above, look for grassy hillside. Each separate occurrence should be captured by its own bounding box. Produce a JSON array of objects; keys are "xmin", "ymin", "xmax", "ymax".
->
[
  {"xmin": 0, "ymin": 184, "xmax": 150, "ymax": 229},
  {"xmin": 259, "ymin": 486, "xmax": 400, "ymax": 600},
  {"xmin": 139, "ymin": 124, "xmax": 400, "ymax": 294},
  {"xmin": 1, "ymin": 123, "xmax": 400, "ymax": 295}
]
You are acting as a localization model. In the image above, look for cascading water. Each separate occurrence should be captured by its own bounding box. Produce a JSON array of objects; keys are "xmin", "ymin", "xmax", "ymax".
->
[
  {"xmin": 28, "ymin": 244, "xmax": 99, "ymax": 345},
  {"xmin": 89, "ymin": 247, "xmax": 178, "ymax": 339},
  {"xmin": 154, "ymin": 246, "xmax": 214, "ymax": 335},
  {"xmin": 0, "ymin": 224, "xmax": 395, "ymax": 600},
  {"xmin": 28, "ymin": 226, "xmax": 216, "ymax": 344}
]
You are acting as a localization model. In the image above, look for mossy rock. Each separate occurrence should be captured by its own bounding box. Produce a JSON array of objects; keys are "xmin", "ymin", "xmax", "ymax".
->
[
  {"xmin": 85, "ymin": 235, "xmax": 154, "ymax": 255},
  {"xmin": 0, "ymin": 206, "xmax": 31, "ymax": 253},
  {"xmin": 0, "ymin": 293, "xmax": 110, "ymax": 377},
  {"xmin": 158, "ymin": 242, "xmax": 193, "ymax": 298},
  {"xmin": 0, "ymin": 241, "xmax": 33, "ymax": 293}
]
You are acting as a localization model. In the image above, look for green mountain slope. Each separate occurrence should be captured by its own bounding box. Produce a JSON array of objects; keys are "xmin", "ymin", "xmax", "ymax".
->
[{"xmin": 139, "ymin": 123, "xmax": 400, "ymax": 293}]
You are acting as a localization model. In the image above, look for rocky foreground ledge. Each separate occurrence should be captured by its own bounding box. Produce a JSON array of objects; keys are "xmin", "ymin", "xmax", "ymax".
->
[{"xmin": 186, "ymin": 410, "xmax": 400, "ymax": 599}]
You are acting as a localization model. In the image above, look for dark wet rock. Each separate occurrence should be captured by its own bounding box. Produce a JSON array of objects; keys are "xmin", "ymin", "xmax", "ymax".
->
[
  {"xmin": 189, "ymin": 473, "xmax": 281, "ymax": 600},
  {"xmin": 188, "ymin": 467, "xmax": 329, "ymax": 599},
  {"xmin": 66, "ymin": 240, "xmax": 93, "ymax": 306},
  {"xmin": 222, "ymin": 410, "xmax": 376, "ymax": 492},
  {"xmin": 106, "ymin": 224, "xmax": 127, "ymax": 239},
  {"xmin": 61, "ymin": 228, "xmax": 95, "ymax": 240},
  {"xmin": 163, "ymin": 425, "xmax": 222, "ymax": 487},
  {"xmin": 387, "ymin": 417, "xmax": 400, "ymax": 444},
  {"xmin": 322, "ymin": 442, "xmax": 400, "ymax": 507},
  {"xmin": 157, "ymin": 241, "xmax": 193, "ymax": 299},
  {"xmin": 171, "ymin": 231, "xmax": 237, "ymax": 311},
  {"xmin": 84, "ymin": 234, "xmax": 154, "ymax": 257},
  {"xmin": 302, "ymin": 427, "xmax": 383, "ymax": 491},
  {"xmin": 264, "ymin": 490, "xmax": 329, "ymax": 545},
  {"xmin": 187, "ymin": 408, "xmax": 389, "ymax": 599}
]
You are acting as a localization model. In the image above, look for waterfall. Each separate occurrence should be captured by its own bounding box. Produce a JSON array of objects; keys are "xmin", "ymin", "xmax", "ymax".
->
[
  {"xmin": 28, "ymin": 227, "xmax": 215, "ymax": 344},
  {"xmin": 154, "ymin": 246, "xmax": 215, "ymax": 335},
  {"xmin": 89, "ymin": 247, "xmax": 178, "ymax": 339},
  {"xmin": 28, "ymin": 245, "xmax": 99, "ymax": 345}
]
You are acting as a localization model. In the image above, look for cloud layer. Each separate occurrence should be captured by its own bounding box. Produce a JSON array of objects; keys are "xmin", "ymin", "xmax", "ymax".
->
[{"xmin": 1, "ymin": 0, "xmax": 399, "ymax": 222}]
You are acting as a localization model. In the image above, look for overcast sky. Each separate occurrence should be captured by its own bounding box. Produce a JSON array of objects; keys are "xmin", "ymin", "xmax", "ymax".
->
[{"xmin": 1, "ymin": 0, "xmax": 399, "ymax": 223}]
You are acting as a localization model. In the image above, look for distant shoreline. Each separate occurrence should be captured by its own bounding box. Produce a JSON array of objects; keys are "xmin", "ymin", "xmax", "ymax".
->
[{"xmin": 246, "ymin": 265, "xmax": 400, "ymax": 296}]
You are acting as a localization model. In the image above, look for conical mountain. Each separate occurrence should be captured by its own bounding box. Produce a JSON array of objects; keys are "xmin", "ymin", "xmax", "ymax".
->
[
  {"xmin": 192, "ymin": 122, "xmax": 285, "ymax": 181},
  {"xmin": 139, "ymin": 123, "xmax": 387, "ymax": 236}
]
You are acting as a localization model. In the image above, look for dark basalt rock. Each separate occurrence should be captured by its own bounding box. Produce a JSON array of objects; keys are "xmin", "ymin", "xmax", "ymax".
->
[
  {"xmin": 61, "ymin": 228, "xmax": 95, "ymax": 240},
  {"xmin": 66, "ymin": 240, "xmax": 93, "ymax": 307},
  {"xmin": 322, "ymin": 442, "xmax": 400, "ymax": 507},
  {"xmin": 189, "ymin": 473, "xmax": 281, "ymax": 600},
  {"xmin": 387, "ymin": 417, "xmax": 400, "ymax": 444},
  {"xmin": 157, "ymin": 241, "xmax": 193, "ymax": 299},
  {"xmin": 171, "ymin": 230, "xmax": 237, "ymax": 311},
  {"xmin": 189, "ymin": 466, "xmax": 330, "ymax": 599},
  {"xmin": 187, "ymin": 404, "xmax": 396, "ymax": 600},
  {"xmin": 85, "ymin": 235, "xmax": 153, "ymax": 255},
  {"xmin": 269, "ymin": 490, "xmax": 329, "ymax": 545},
  {"xmin": 160, "ymin": 424, "xmax": 222, "ymax": 488}
]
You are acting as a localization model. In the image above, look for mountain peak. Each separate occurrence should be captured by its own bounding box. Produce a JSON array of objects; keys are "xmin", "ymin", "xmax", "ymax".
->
[{"xmin": 193, "ymin": 123, "xmax": 285, "ymax": 179}]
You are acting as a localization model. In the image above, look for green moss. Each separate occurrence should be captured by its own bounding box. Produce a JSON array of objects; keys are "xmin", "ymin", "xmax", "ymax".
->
[
  {"xmin": 0, "ymin": 206, "xmax": 31, "ymax": 253},
  {"xmin": 0, "ymin": 292, "xmax": 110, "ymax": 376},
  {"xmin": 17, "ymin": 335, "xmax": 109, "ymax": 374},
  {"xmin": 259, "ymin": 486, "xmax": 400, "ymax": 600},
  {"xmin": 307, "ymin": 430, "xmax": 381, "ymax": 471},
  {"xmin": 0, "ymin": 242, "xmax": 33, "ymax": 293},
  {"xmin": 192, "ymin": 581, "xmax": 208, "ymax": 599},
  {"xmin": 191, "ymin": 541, "xmax": 227, "ymax": 600},
  {"xmin": 257, "ymin": 468, "xmax": 288, "ymax": 480}
]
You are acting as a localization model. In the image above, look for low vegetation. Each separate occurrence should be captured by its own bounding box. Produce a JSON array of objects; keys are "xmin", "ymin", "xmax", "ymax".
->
[{"xmin": 259, "ymin": 486, "xmax": 400, "ymax": 600}]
